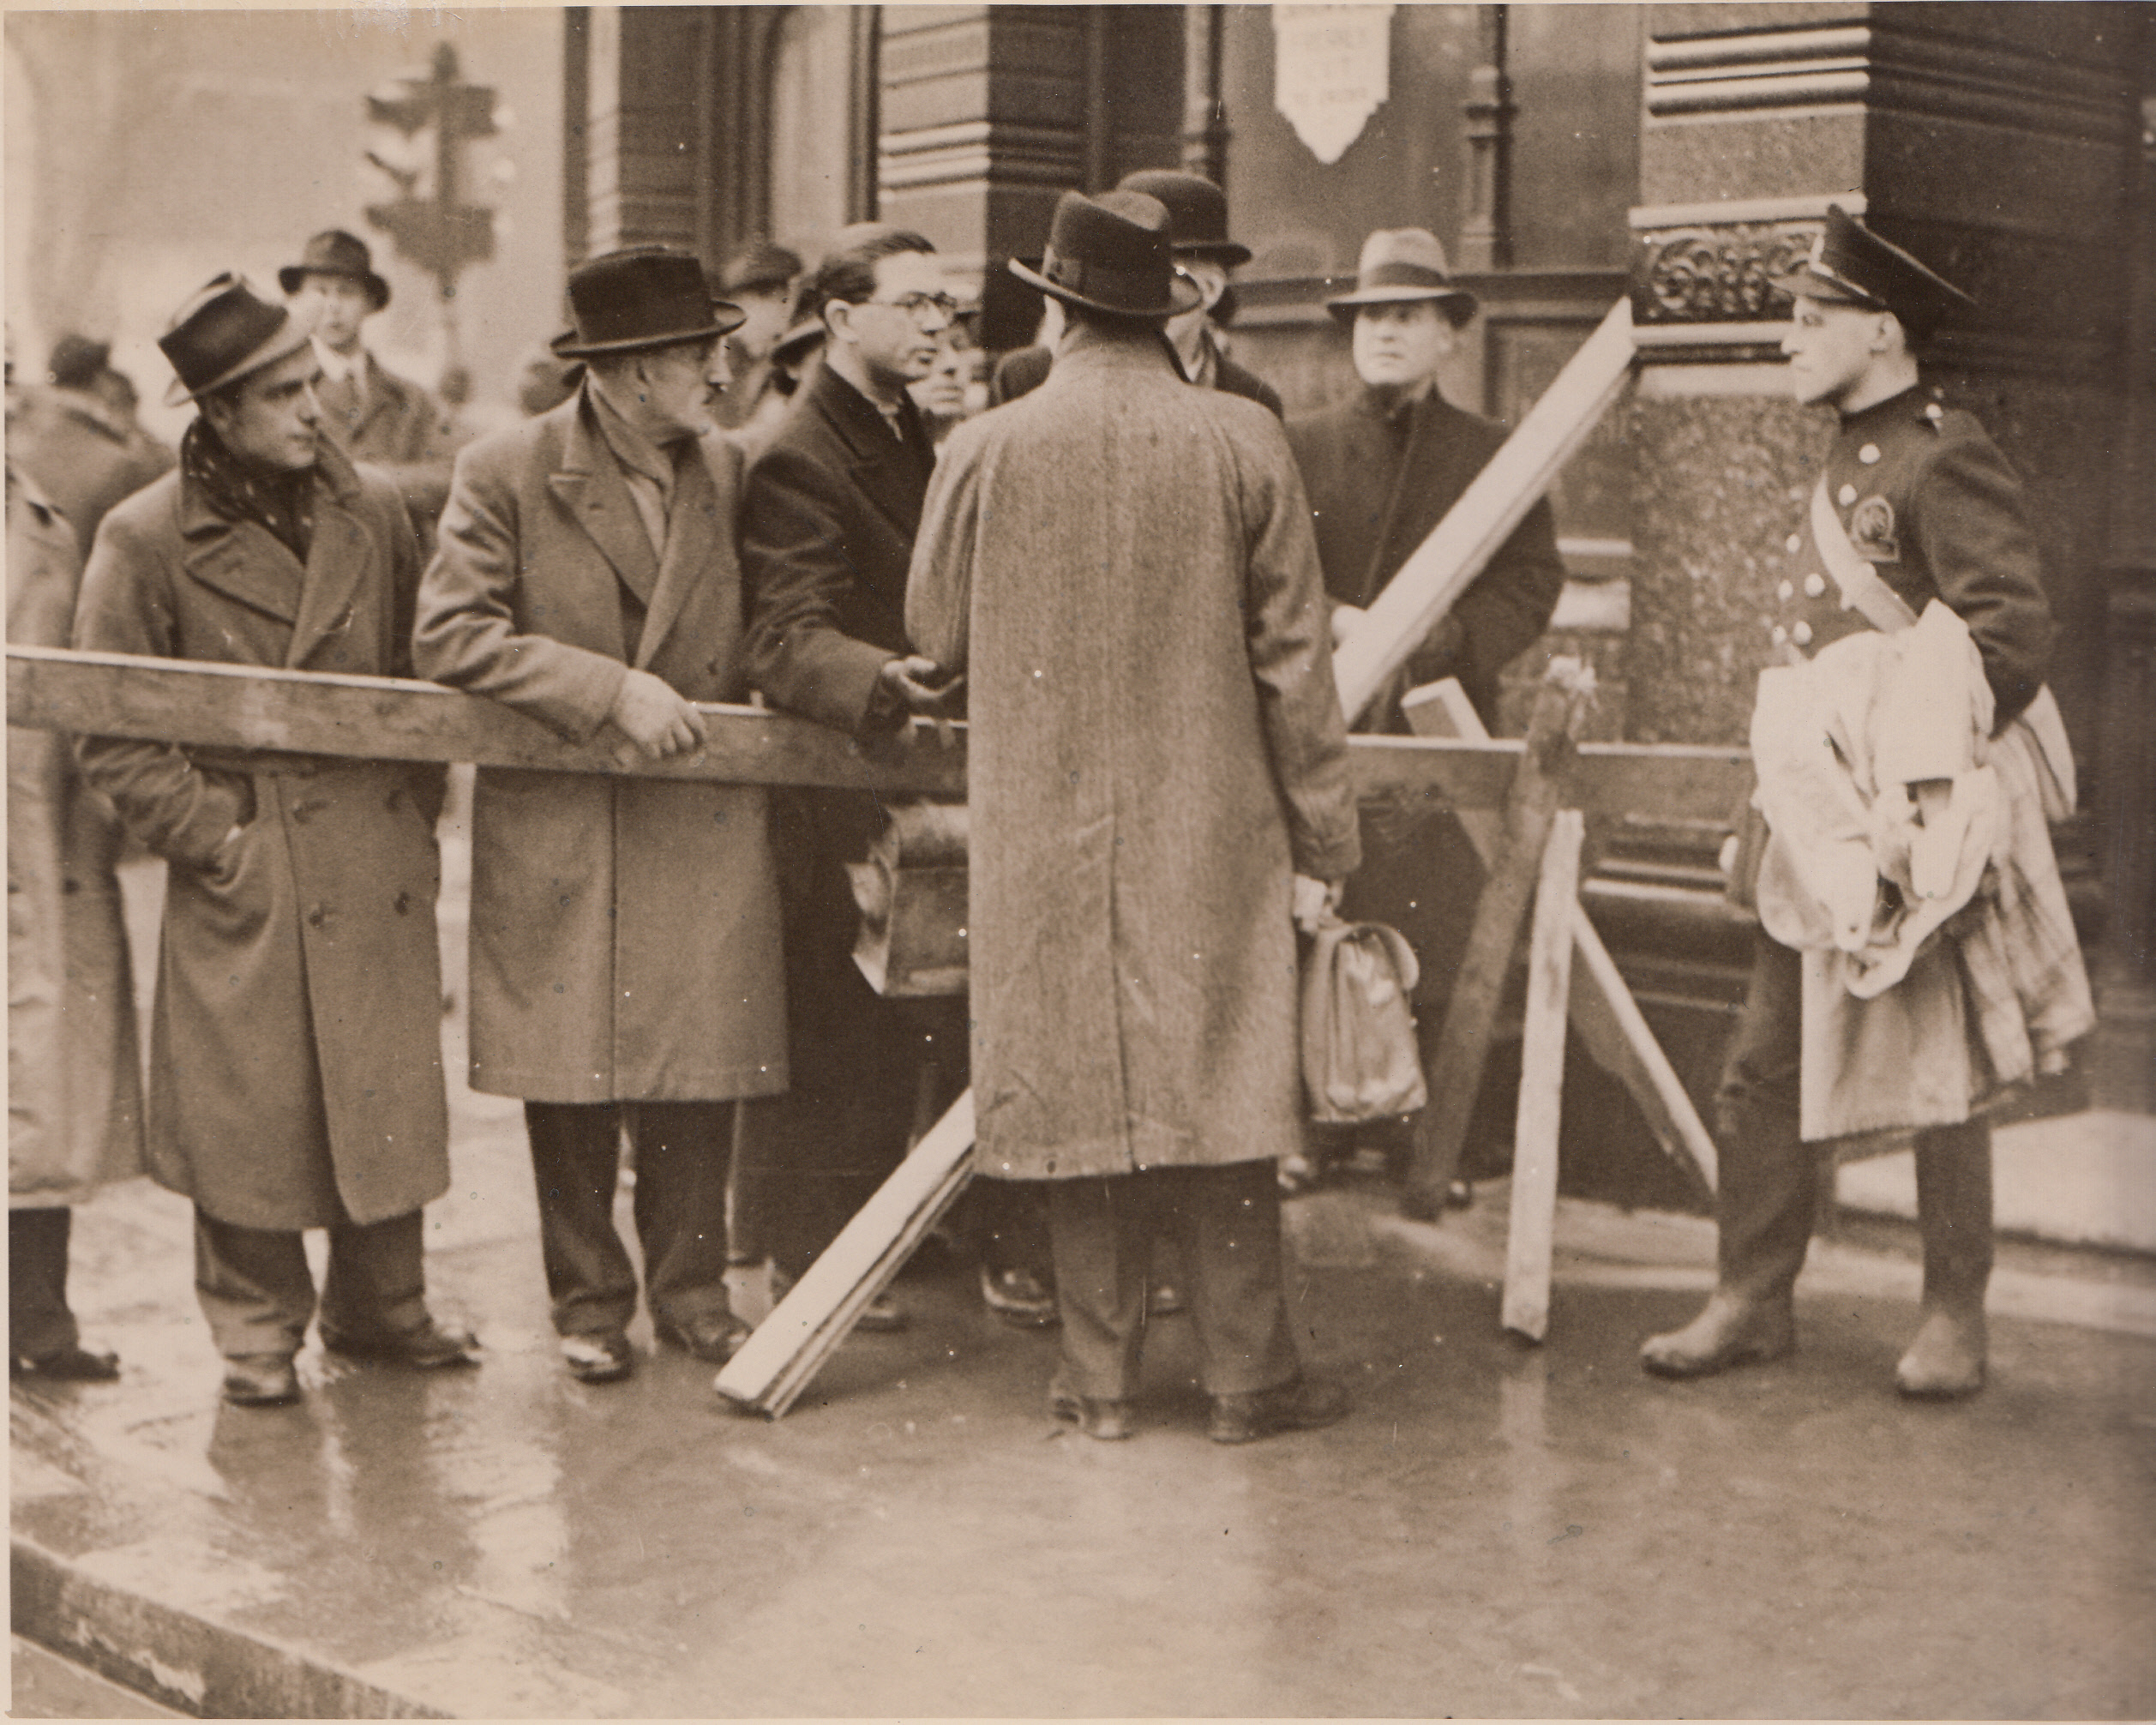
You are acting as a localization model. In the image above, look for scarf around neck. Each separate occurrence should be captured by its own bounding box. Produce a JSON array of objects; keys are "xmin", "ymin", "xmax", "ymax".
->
[{"xmin": 181, "ymin": 418, "xmax": 318, "ymax": 564}]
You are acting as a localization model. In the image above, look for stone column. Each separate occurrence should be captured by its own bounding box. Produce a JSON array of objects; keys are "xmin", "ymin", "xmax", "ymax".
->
[{"xmin": 876, "ymin": 5, "xmax": 1094, "ymax": 345}]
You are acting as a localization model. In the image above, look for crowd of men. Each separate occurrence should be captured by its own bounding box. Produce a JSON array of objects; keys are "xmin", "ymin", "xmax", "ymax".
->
[{"xmin": 10, "ymin": 183, "xmax": 2082, "ymax": 1438}]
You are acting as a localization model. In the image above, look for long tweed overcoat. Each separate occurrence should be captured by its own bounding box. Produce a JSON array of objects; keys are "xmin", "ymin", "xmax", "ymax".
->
[
  {"xmin": 414, "ymin": 388, "xmax": 787, "ymax": 1106},
  {"xmin": 9, "ymin": 470, "xmax": 142, "ymax": 1209},
  {"xmin": 71, "ymin": 441, "xmax": 448, "ymax": 1229},
  {"xmin": 906, "ymin": 330, "xmax": 1361, "ymax": 1181}
]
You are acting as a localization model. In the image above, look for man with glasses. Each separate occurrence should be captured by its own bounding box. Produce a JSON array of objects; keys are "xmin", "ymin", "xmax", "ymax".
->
[{"xmin": 740, "ymin": 225, "xmax": 966, "ymax": 1322}]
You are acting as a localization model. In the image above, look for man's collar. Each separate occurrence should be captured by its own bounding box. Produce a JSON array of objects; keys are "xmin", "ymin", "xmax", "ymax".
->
[
  {"xmin": 312, "ymin": 338, "xmax": 363, "ymax": 384},
  {"xmin": 583, "ymin": 376, "xmax": 679, "ymax": 489}
]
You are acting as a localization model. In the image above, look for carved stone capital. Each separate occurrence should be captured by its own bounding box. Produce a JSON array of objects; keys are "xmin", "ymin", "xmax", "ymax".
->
[{"xmin": 1632, "ymin": 220, "xmax": 1818, "ymax": 324}]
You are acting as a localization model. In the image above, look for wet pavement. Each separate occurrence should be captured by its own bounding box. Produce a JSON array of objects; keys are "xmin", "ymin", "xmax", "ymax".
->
[{"xmin": 12, "ymin": 828, "xmax": 2156, "ymax": 1717}]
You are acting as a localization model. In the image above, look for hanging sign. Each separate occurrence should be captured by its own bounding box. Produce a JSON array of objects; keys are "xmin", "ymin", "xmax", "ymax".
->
[{"xmin": 1274, "ymin": 5, "xmax": 1395, "ymax": 166}]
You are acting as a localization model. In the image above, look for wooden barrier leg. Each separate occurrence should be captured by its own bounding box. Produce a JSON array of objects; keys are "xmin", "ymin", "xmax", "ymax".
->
[
  {"xmin": 1402, "ymin": 667, "xmax": 1590, "ymax": 1220},
  {"xmin": 1502, "ymin": 808, "xmax": 1582, "ymax": 1342},
  {"xmin": 1405, "ymin": 682, "xmax": 1716, "ymax": 1196}
]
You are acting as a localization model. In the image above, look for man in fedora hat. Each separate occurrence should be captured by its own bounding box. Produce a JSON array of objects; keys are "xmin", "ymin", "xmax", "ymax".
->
[
  {"xmin": 281, "ymin": 229, "xmax": 458, "ymax": 533},
  {"xmin": 1640, "ymin": 207, "xmax": 2086, "ymax": 1399},
  {"xmin": 416, "ymin": 246, "xmax": 789, "ymax": 1384},
  {"xmin": 989, "ymin": 168, "xmax": 1282, "ymax": 418},
  {"xmin": 736, "ymin": 224, "xmax": 967, "ymax": 1331},
  {"xmin": 71, "ymin": 274, "xmax": 473, "ymax": 1407},
  {"xmin": 1280, "ymin": 226, "xmax": 1569, "ymax": 1199},
  {"xmin": 907, "ymin": 189, "xmax": 1361, "ymax": 1444}
]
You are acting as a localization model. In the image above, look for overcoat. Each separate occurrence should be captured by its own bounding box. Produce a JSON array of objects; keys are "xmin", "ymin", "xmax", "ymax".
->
[
  {"xmin": 71, "ymin": 441, "xmax": 448, "ymax": 1229},
  {"xmin": 988, "ymin": 331, "xmax": 1285, "ymax": 418},
  {"xmin": 9, "ymin": 469, "xmax": 143, "ymax": 1209},
  {"xmin": 906, "ymin": 331, "xmax": 1361, "ymax": 1181},
  {"xmin": 332, "ymin": 352, "xmax": 459, "ymax": 527},
  {"xmin": 1286, "ymin": 385, "xmax": 1565, "ymax": 727},
  {"xmin": 414, "ymin": 388, "xmax": 788, "ymax": 1105},
  {"xmin": 11, "ymin": 388, "xmax": 175, "ymax": 562}
]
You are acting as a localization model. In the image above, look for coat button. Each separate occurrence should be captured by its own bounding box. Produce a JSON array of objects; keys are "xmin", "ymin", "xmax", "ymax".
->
[
  {"xmin": 393, "ymin": 890, "xmax": 413, "ymax": 915},
  {"xmin": 1785, "ymin": 533, "xmax": 1802, "ymax": 555},
  {"xmin": 1776, "ymin": 580, "xmax": 1794, "ymax": 601},
  {"xmin": 290, "ymin": 803, "xmax": 311, "ymax": 824},
  {"xmin": 1771, "ymin": 625, "xmax": 1789, "ymax": 646},
  {"xmin": 307, "ymin": 905, "xmax": 328, "ymax": 929},
  {"xmin": 1837, "ymin": 482, "xmax": 1858, "ymax": 506},
  {"xmin": 1859, "ymin": 443, "xmax": 1881, "ymax": 464},
  {"xmin": 1792, "ymin": 622, "xmax": 1813, "ymax": 646},
  {"xmin": 1804, "ymin": 573, "xmax": 1827, "ymax": 598}
]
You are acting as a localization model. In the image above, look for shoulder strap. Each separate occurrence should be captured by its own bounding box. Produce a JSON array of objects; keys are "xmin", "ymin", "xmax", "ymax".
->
[{"xmin": 1809, "ymin": 475, "xmax": 1919, "ymax": 634}]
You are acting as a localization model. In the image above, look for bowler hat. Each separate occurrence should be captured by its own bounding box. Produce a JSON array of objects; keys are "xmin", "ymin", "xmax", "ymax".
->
[
  {"xmin": 551, "ymin": 246, "xmax": 747, "ymax": 360},
  {"xmin": 158, "ymin": 273, "xmax": 321, "ymax": 409},
  {"xmin": 1325, "ymin": 229, "xmax": 1478, "ymax": 326},
  {"xmin": 1114, "ymin": 170, "xmax": 1252, "ymax": 267},
  {"xmin": 719, "ymin": 241, "xmax": 802, "ymax": 298},
  {"xmin": 1768, "ymin": 205, "xmax": 1976, "ymax": 335},
  {"xmin": 279, "ymin": 229, "xmax": 392, "ymax": 312},
  {"xmin": 1008, "ymin": 190, "xmax": 1204, "ymax": 322}
]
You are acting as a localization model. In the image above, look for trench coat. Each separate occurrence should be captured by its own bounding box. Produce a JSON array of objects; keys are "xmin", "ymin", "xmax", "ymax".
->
[
  {"xmin": 71, "ymin": 439, "xmax": 448, "ymax": 1229},
  {"xmin": 9, "ymin": 468, "xmax": 143, "ymax": 1209},
  {"xmin": 414, "ymin": 387, "xmax": 788, "ymax": 1105},
  {"xmin": 906, "ymin": 329, "xmax": 1361, "ymax": 1181}
]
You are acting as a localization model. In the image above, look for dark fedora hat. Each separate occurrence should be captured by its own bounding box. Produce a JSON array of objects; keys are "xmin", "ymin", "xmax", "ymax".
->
[
  {"xmin": 1008, "ymin": 190, "xmax": 1204, "ymax": 322},
  {"xmin": 279, "ymin": 229, "xmax": 392, "ymax": 311},
  {"xmin": 158, "ymin": 273, "xmax": 321, "ymax": 408},
  {"xmin": 551, "ymin": 246, "xmax": 747, "ymax": 360},
  {"xmin": 1114, "ymin": 170, "xmax": 1252, "ymax": 267},
  {"xmin": 1768, "ymin": 204, "xmax": 1976, "ymax": 335},
  {"xmin": 1325, "ymin": 228, "xmax": 1478, "ymax": 326}
]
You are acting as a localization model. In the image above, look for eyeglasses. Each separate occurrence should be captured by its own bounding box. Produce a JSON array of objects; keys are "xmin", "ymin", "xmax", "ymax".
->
[{"xmin": 864, "ymin": 291, "xmax": 961, "ymax": 328}]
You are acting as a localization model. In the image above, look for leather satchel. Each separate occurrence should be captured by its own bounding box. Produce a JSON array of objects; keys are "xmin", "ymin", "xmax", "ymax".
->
[{"xmin": 1300, "ymin": 916, "xmax": 1426, "ymax": 1124}]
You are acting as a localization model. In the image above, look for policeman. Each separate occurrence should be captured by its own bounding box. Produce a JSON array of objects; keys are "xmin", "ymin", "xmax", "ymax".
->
[{"xmin": 1640, "ymin": 206, "xmax": 2076, "ymax": 1398}]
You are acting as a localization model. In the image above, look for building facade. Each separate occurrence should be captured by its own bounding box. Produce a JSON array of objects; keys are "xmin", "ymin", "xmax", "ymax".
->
[{"xmin": 568, "ymin": 3, "xmax": 2154, "ymax": 1183}]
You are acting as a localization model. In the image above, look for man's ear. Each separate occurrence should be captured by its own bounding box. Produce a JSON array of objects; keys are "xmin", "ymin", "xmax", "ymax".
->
[
  {"xmin": 821, "ymin": 301, "xmax": 856, "ymax": 350},
  {"xmin": 1872, "ymin": 311, "xmax": 1905, "ymax": 355}
]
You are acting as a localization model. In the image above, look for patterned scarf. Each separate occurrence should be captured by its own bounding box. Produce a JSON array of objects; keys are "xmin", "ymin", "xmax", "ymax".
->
[{"xmin": 180, "ymin": 418, "xmax": 318, "ymax": 564}]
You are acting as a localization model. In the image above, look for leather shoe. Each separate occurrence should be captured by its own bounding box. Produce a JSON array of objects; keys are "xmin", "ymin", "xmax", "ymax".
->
[
  {"xmin": 1895, "ymin": 1303, "xmax": 1986, "ymax": 1399},
  {"xmin": 1049, "ymin": 1388, "xmax": 1133, "ymax": 1440},
  {"xmin": 1208, "ymin": 1374, "xmax": 1349, "ymax": 1444},
  {"xmin": 221, "ymin": 1355, "xmax": 301, "ymax": 1407},
  {"xmin": 11, "ymin": 1343, "xmax": 121, "ymax": 1382},
  {"xmin": 1147, "ymin": 1280, "xmax": 1186, "ymax": 1318},
  {"xmin": 560, "ymin": 1332, "xmax": 634, "ymax": 1383},
  {"xmin": 980, "ymin": 1265, "xmax": 1059, "ymax": 1328},
  {"xmin": 321, "ymin": 1319, "xmax": 479, "ymax": 1369},
  {"xmin": 1640, "ymin": 1290, "xmax": 1795, "ymax": 1379},
  {"xmin": 654, "ymin": 1313, "xmax": 754, "ymax": 1364}
]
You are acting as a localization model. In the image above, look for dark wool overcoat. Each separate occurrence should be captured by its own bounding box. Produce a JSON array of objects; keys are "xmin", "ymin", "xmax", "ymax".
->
[
  {"xmin": 72, "ymin": 441, "xmax": 448, "ymax": 1229},
  {"xmin": 9, "ymin": 470, "xmax": 143, "ymax": 1209},
  {"xmin": 906, "ymin": 331, "xmax": 1361, "ymax": 1181},
  {"xmin": 331, "ymin": 352, "xmax": 459, "ymax": 528},
  {"xmin": 1286, "ymin": 385, "xmax": 1566, "ymax": 728},
  {"xmin": 414, "ymin": 388, "xmax": 788, "ymax": 1105}
]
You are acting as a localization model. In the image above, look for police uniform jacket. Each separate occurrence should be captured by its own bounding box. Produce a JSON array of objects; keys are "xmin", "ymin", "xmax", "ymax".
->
[
  {"xmin": 72, "ymin": 441, "xmax": 449, "ymax": 1229},
  {"xmin": 1763, "ymin": 385, "xmax": 2051, "ymax": 726}
]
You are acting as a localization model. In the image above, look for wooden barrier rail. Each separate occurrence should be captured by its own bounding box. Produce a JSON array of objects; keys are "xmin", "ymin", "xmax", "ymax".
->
[{"xmin": 7, "ymin": 646, "xmax": 1747, "ymax": 825}]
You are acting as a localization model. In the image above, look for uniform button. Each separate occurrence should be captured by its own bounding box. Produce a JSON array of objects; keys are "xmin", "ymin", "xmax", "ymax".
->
[
  {"xmin": 1837, "ymin": 483, "xmax": 1858, "ymax": 505},
  {"xmin": 1785, "ymin": 533, "xmax": 1803, "ymax": 555},
  {"xmin": 1771, "ymin": 625, "xmax": 1789, "ymax": 646},
  {"xmin": 1859, "ymin": 443, "xmax": 1881, "ymax": 464},
  {"xmin": 1804, "ymin": 573, "xmax": 1827, "ymax": 598},
  {"xmin": 1776, "ymin": 580, "xmax": 1794, "ymax": 601},
  {"xmin": 1793, "ymin": 622, "xmax": 1813, "ymax": 646}
]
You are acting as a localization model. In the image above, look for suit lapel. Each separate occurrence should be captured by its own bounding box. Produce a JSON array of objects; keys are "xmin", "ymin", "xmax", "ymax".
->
[
  {"xmin": 636, "ymin": 437, "xmax": 726, "ymax": 670},
  {"xmin": 1361, "ymin": 392, "xmax": 1462, "ymax": 608},
  {"xmin": 180, "ymin": 478, "xmax": 305, "ymax": 626},
  {"xmin": 549, "ymin": 406, "xmax": 661, "ymax": 607},
  {"xmin": 816, "ymin": 370, "xmax": 929, "ymax": 545}
]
